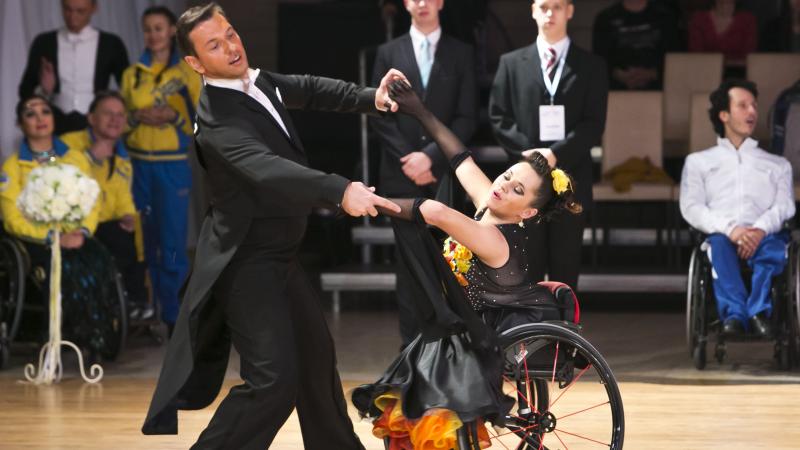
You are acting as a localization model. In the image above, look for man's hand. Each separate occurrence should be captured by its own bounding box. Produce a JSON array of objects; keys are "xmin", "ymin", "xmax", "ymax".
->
[
  {"xmin": 376, "ymin": 68, "xmax": 409, "ymax": 112},
  {"xmin": 737, "ymin": 227, "xmax": 766, "ymax": 260},
  {"xmin": 341, "ymin": 182, "xmax": 401, "ymax": 217},
  {"xmin": 39, "ymin": 57, "xmax": 56, "ymax": 96},
  {"xmin": 400, "ymin": 152, "xmax": 436, "ymax": 185},
  {"xmin": 119, "ymin": 214, "xmax": 136, "ymax": 232},
  {"xmin": 60, "ymin": 230, "xmax": 85, "ymax": 249},
  {"xmin": 729, "ymin": 226, "xmax": 748, "ymax": 245},
  {"xmin": 522, "ymin": 148, "xmax": 557, "ymax": 168},
  {"xmin": 90, "ymin": 138, "xmax": 115, "ymax": 160}
]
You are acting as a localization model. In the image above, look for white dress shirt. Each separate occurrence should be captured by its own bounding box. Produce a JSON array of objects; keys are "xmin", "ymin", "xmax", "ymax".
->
[
  {"xmin": 536, "ymin": 35, "xmax": 570, "ymax": 72},
  {"xmin": 55, "ymin": 25, "xmax": 99, "ymax": 114},
  {"xmin": 409, "ymin": 25, "xmax": 441, "ymax": 69},
  {"xmin": 204, "ymin": 68, "xmax": 290, "ymax": 137},
  {"xmin": 680, "ymin": 137, "xmax": 795, "ymax": 236}
]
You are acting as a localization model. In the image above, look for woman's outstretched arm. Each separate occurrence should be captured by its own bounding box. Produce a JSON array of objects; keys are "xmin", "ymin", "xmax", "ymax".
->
[
  {"xmin": 378, "ymin": 198, "xmax": 509, "ymax": 268},
  {"xmin": 388, "ymin": 81, "xmax": 493, "ymax": 210}
]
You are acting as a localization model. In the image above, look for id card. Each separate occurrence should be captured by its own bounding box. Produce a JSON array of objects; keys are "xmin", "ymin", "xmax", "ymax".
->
[{"xmin": 539, "ymin": 105, "xmax": 565, "ymax": 142}]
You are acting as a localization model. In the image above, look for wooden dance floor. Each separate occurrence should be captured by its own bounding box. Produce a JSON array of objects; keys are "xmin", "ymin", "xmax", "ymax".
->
[{"xmin": 1, "ymin": 311, "xmax": 799, "ymax": 449}]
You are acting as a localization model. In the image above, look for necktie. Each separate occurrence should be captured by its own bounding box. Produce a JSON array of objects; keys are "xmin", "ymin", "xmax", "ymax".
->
[
  {"xmin": 545, "ymin": 47, "xmax": 557, "ymax": 82},
  {"xmin": 419, "ymin": 38, "xmax": 433, "ymax": 89}
]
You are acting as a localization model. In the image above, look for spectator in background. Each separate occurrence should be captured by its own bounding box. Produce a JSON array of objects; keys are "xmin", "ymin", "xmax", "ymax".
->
[
  {"xmin": 371, "ymin": 0, "xmax": 477, "ymax": 346},
  {"xmin": 688, "ymin": 0, "xmax": 757, "ymax": 79},
  {"xmin": 18, "ymin": 0, "xmax": 129, "ymax": 134},
  {"xmin": 680, "ymin": 80, "xmax": 795, "ymax": 337},
  {"xmin": 593, "ymin": 0, "xmax": 680, "ymax": 90},
  {"xmin": 490, "ymin": 0, "xmax": 608, "ymax": 293},
  {"xmin": 120, "ymin": 6, "xmax": 201, "ymax": 335},
  {"xmin": 61, "ymin": 91, "xmax": 148, "ymax": 321}
]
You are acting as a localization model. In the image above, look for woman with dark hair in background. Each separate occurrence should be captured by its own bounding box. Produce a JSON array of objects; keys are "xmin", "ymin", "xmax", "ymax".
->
[
  {"xmin": 120, "ymin": 6, "xmax": 201, "ymax": 332},
  {"xmin": 688, "ymin": 0, "xmax": 757, "ymax": 78}
]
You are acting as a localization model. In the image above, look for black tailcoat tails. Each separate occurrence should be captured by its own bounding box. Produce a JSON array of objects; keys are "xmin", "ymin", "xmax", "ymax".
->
[{"xmin": 142, "ymin": 71, "xmax": 376, "ymax": 450}]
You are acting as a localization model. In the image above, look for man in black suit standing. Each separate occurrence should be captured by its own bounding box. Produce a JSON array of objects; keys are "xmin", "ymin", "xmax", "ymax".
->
[
  {"xmin": 141, "ymin": 3, "xmax": 403, "ymax": 449},
  {"xmin": 371, "ymin": 0, "xmax": 477, "ymax": 345},
  {"xmin": 18, "ymin": 0, "xmax": 128, "ymax": 134},
  {"xmin": 489, "ymin": 0, "xmax": 608, "ymax": 291}
]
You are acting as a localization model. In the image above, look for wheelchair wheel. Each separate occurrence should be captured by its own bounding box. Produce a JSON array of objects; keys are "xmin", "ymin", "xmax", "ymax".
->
[
  {"xmin": 686, "ymin": 246, "xmax": 709, "ymax": 370},
  {"xmin": 0, "ymin": 237, "xmax": 27, "ymax": 345},
  {"xmin": 492, "ymin": 322, "xmax": 624, "ymax": 450},
  {"xmin": 95, "ymin": 271, "xmax": 127, "ymax": 362}
]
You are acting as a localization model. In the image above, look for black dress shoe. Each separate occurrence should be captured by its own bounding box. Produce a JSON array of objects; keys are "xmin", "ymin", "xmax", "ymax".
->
[
  {"xmin": 722, "ymin": 318, "xmax": 744, "ymax": 335},
  {"xmin": 749, "ymin": 314, "xmax": 772, "ymax": 337}
]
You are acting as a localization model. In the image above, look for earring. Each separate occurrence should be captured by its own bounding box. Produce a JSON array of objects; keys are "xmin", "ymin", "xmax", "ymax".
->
[{"xmin": 518, "ymin": 219, "xmax": 525, "ymax": 228}]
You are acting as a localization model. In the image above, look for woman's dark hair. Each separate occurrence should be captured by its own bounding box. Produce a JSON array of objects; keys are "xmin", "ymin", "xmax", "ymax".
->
[
  {"xmin": 88, "ymin": 90, "xmax": 126, "ymax": 180},
  {"xmin": 708, "ymin": 79, "xmax": 758, "ymax": 138},
  {"xmin": 15, "ymin": 94, "xmax": 53, "ymax": 125},
  {"xmin": 135, "ymin": 6, "xmax": 180, "ymax": 89},
  {"xmin": 143, "ymin": 5, "xmax": 178, "ymax": 25},
  {"xmin": 523, "ymin": 151, "xmax": 582, "ymax": 223},
  {"xmin": 176, "ymin": 2, "xmax": 226, "ymax": 57}
]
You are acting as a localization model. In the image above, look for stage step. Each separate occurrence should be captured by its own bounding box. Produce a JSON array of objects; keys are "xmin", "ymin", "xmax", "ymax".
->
[{"xmin": 320, "ymin": 269, "xmax": 687, "ymax": 314}]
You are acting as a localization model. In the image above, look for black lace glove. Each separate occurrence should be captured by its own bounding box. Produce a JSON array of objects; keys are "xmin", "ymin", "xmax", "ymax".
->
[{"xmin": 388, "ymin": 80, "xmax": 472, "ymax": 170}]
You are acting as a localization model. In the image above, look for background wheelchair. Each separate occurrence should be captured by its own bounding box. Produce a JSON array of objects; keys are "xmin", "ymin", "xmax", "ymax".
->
[
  {"xmin": 686, "ymin": 230, "xmax": 800, "ymax": 370},
  {"xmin": 0, "ymin": 233, "xmax": 128, "ymax": 369},
  {"xmin": 400, "ymin": 283, "xmax": 625, "ymax": 450}
]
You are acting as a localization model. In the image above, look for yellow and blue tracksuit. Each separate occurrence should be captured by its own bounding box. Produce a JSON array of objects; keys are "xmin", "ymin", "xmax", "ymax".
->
[
  {"xmin": 121, "ymin": 48, "xmax": 201, "ymax": 325},
  {"xmin": 61, "ymin": 128, "xmax": 147, "ymax": 308},
  {"xmin": 0, "ymin": 138, "xmax": 98, "ymax": 242}
]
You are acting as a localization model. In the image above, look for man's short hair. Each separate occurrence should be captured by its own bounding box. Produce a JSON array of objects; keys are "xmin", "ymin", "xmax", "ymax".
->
[
  {"xmin": 708, "ymin": 79, "xmax": 759, "ymax": 138},
  {"xmin": 89, "ymin": 90, "xmax": 125, "ymax": 113},
  {"xmin": 176, "ymin": 2, "xmax": 226, "ymax": 57}
]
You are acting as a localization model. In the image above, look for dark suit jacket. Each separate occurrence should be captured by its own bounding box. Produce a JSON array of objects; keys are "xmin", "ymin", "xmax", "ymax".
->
[
  {"xmin": 142, "ymin": 71, "xmax": 377, "ymax": 435},
  {"xmin": 489, "ymin": 43, "xmax": 608, "ymax": 207},
  {"xmin": 371, "ymin": 33, "xmax": 477, "ymax": 196},
  {"xmin": 18, "ymin": 30, "xmax": 129, "ymax": 102}
]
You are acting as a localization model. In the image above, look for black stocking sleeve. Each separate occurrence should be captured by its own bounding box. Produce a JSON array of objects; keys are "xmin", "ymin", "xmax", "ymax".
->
[{"xmin": 389, "ymin": 81, "xmax": 472, "ymax": 170}]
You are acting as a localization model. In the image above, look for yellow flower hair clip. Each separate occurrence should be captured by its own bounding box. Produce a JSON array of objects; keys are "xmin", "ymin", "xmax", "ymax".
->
[{"xmin": 551, "ymin": 168, "xmax": 571, "ymax": 195}]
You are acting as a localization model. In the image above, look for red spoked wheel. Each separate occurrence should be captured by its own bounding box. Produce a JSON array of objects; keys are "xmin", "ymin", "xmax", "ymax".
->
[{"xmin": 486, "ymin": 322, "xmax": 624, "ymax": 450}]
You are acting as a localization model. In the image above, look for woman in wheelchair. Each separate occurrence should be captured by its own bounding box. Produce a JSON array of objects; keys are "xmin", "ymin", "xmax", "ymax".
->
[
  {"xmin": 0, "ymin": 94, "xmax": 126, "ymax": 362},
  {"xmin": 353, "ymin": 81, "xmax": 623, "ymax": 449}
]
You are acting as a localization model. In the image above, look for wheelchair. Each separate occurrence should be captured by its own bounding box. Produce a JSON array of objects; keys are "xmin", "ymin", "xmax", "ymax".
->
[
  {"xmin": 0, "ymin": 233, "xmax": 128, "ymax": 369},
  {"xmin": 686, "ymin": 232, "xmax": 800, "ymax": 370},
  {"xmin": 390, "ymin": 283, "xmax": 625, "ymax": 450}
]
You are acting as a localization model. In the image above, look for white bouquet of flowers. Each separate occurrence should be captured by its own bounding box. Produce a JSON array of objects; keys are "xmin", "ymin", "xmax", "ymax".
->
[
  {"xmin": 17, "ymin": 163, "xmax": 99, "ymax": 230},
  {"xmin": 19, "ymin": 162, "xmax": 103, "ymax": 385}
]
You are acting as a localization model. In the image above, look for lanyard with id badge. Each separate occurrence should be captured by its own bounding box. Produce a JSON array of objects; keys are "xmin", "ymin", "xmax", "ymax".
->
[{"xmin": 540, "ymin": 53, "xmax": 566, "ymax": 142}]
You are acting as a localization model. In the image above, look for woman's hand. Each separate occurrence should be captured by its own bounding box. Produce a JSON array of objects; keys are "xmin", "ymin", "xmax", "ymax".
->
[
  {"xmin": 119, "ymin": 214, "xmax": 136, "ymax": 232},
  {"xmin": 134, "ymin": 105, "xmax": 178, "ymax": 126},
  {"xmin": 388, "ymin": 80, "xmax": 426, "ymax": 117},
  {"xmin": 60, "ymin": 230, "xmax": 85, "ymax": 249}
]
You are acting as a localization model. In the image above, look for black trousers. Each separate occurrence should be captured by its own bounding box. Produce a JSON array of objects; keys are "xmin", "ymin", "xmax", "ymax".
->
[
  {"xmin": 94, "ymin": 220, "xmax": 147, "ymax": 306},
  {"xmin": 525, "ymin": 211, "xmax": 585, "ymax": 290},
  {"xmin": 191, "ymin": 218, "xmax": 363, "ymax": 450}
]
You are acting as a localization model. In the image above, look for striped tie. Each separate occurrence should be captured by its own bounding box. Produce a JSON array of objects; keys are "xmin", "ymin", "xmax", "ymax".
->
[{"xmin": 545, "ymin": 47, "xmax": 557, "ymax": 81}]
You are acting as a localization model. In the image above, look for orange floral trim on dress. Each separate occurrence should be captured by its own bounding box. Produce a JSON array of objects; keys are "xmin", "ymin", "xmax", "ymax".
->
[
  {"xmin": 443, "ymin": 237, "xmax": 472, "ymax": 287},
  {"xmin": 372, "ymin": 391, "xmax": 491, "ymax": 449}
]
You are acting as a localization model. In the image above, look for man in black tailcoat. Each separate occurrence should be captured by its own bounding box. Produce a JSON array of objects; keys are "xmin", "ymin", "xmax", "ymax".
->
[{"xmin": 141, "ymin": 3, "xmax": 404, "ymax": 449}]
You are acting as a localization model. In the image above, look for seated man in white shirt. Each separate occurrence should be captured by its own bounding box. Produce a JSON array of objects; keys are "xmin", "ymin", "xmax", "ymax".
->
[{"xmin": 680, "ymin": 79, "xmax": 795, "ymax": 337}]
